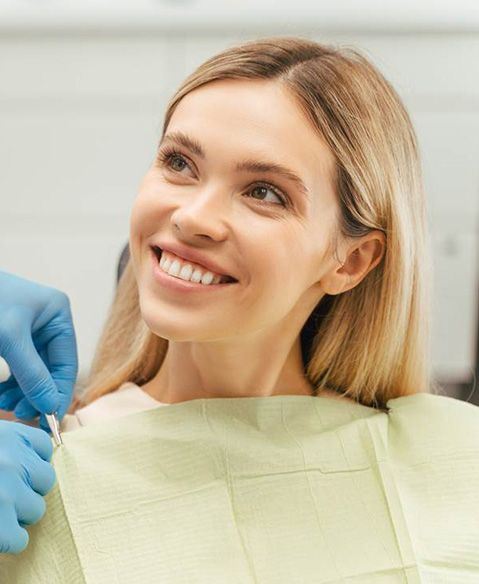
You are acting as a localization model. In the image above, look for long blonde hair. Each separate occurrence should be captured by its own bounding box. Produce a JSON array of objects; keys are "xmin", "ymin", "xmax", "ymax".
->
[{"xmin": 73, "ymin": 36, "xmax": 440, "ymax": 412}]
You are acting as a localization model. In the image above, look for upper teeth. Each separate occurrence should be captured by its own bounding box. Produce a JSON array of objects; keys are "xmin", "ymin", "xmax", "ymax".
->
[{"xmin": 159, "ymin": 250, "xmax": 228, "ymax": 285}]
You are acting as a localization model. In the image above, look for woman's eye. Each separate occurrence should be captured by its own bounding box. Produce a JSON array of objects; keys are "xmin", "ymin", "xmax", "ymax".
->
[
  {"xmin": 156, "ymin": 147, "xmax": 289, "ymax": 208},
  {"xmin": 160, "ymin": 151, "xmax": 193, "ymax": 174},
  {"xmin": 170, "ymin": 156, "xmax": 190, "ymax": 173},
  {"xmin": 246, "ymin": 185, "xmax": 286, "ymax": 207}
]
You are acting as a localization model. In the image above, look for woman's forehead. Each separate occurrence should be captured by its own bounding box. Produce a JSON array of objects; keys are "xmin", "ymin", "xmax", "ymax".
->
[
  {"xmin": 171, "ymin": 79, "xmax": 316, "ymax": 144},
  {"xmin": 166, "ymin": 81, "xmax": 336, "ymax": 192}
]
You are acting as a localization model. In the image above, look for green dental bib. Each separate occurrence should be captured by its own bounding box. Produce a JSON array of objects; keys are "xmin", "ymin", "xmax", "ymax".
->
[{"xmin": 1, "ymin": 392, "xmax": 478, "ymax": 583}]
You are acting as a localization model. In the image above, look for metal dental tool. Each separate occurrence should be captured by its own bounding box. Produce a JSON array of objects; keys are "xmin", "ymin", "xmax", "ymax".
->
[{"xmin": 45, "ymin": 413, "xmax": 63, "ymax": 446}]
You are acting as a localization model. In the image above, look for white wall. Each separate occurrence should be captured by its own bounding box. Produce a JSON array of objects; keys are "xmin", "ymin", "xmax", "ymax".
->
[{"xmin": 0, "ymin": 11, "xmax": 478, "ymax": 385}]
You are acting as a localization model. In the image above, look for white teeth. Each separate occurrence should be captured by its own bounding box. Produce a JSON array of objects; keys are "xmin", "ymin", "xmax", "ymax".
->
[
  {"xmin": 200, "ymin": 271, "xmax": 214, "ymax": 285},
  {"xmin": 167, "ymin": 259, "xmax": 181, "ymax": 277},
  {"xmin": 190, "ymin": 268, "xmax": 204, "ymax": 284},
  {"xmin": 159, "ymin": 253, "xmax": 223, "ymax": 285},
  {"xmin": 178, "ymin": 262, "xmax": 193, "ymax": 280}
]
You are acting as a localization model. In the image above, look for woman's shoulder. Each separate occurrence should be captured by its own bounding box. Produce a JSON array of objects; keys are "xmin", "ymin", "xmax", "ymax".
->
[
  {"xmin": 384, "ymin": 391, "xmax": 479, "ymax": 462},
  {"xmin": 387, "ymin": 389, "xmax": 479, "ymax": 412},
  {"xmin": 386, "ymin": 390, "xmax": 479, "ymax": 424}
]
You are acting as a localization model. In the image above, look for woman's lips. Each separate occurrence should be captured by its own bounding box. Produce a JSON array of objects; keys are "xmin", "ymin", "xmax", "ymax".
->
[
  {"xmin": 149, "ymin": 247, "xmax": 238, "ymax": 292},
  {"xmin": 151, "ymin": 246, "xmax": 237, "ymax": 283}
]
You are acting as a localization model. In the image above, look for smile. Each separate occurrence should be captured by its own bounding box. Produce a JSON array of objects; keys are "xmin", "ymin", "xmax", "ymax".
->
[{"xmin": 150, "ymin": 247, "xmax": 238, "ymax": 291}]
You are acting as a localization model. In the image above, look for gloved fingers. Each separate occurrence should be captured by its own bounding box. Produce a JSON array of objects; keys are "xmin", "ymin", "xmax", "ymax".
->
[
  {"xmin": 14, "ymin": 397, "xmax": 39, "ymax": 420},
  {"xmin": 3, "ymin": 331, "xmax": 60, "ymax": 416},
  {"xmin": 7, "ymin": 420, "xmax": 54, "ymax": 463},
  {"xmin": 15, "ymin": 483, "xmax": 47, "ymax": 526},
  {"xmin": 0, "ymin": 386, "xmax": 23, "ymax": 411},
  {"xmin": 3, "ymin": 426, "xmax": 56, "ymax": 500},
  {"xmin": 0, "ymin": 502, "xmax": 29, "ymax": 555},
  {"xmin": 21, "ymin": 346, "xmax": 58, "ymax": 432},
  {"xmin": 0, "ymin": 350, "xmax": 55, "ymax": 422},
  {"xmin": 12, "ymin": 347, "xmax": 47, "ymax": 421},
  {"xmin": 15, "ymin": 440, "xmax": 56, "ymax": 497},
  {"xmin": 23, "ymin": 340, "xmax": 71, "ymax": 428},
  {"xmin": 0, "ymin": 374, "xmax": 18, "ymax": 395},
  {"xmin": 44, "ymin": 327, "xmax": 78, "ymax": 421},
  {"xmin": 0, "ymin": 342, "xmax": 47, "ymax": 405}
]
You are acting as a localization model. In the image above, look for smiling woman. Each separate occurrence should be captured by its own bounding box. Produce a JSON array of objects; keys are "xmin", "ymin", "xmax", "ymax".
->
[
  {"xmin": 77, "ymin": 36, "xmax": 436, "ymax": 410},
  {"xmin": 4, "ymin": 35, "xmax": 479, "ymax": 583}
]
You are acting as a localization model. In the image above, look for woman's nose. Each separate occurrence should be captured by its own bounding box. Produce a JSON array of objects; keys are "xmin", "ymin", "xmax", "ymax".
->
[{"xmin": 171, "ymin": 188, "xmax": 231, "ymax": 239}]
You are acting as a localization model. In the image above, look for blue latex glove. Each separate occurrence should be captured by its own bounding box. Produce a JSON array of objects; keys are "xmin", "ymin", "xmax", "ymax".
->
[
  {"xmin": 0, "ymin": 270, "xmax": 78, "ymax": 431},
  {"xmin": 0, "ymin": 420, "xmax": 56, "ymax": 553}
]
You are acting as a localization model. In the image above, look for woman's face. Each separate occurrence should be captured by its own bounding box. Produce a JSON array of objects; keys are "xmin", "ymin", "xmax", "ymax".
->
[{"xmin": 129, "ymin": 78, "xmax": 343, "ymax": 342}]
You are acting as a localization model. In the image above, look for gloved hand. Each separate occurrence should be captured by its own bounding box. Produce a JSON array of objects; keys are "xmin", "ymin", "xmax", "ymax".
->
[
  {"xmin": 0, "ymin": 420, "xmax": 56, "ymax": 553},
  {"xmin": 0, "ymin": 270, "xmax": 78, "ymax": 431}
]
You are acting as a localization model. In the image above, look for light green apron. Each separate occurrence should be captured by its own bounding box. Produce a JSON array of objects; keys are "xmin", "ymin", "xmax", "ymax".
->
[{"xmin": 1, "ymin": 392, "xmax": 478, "ymax": 583}]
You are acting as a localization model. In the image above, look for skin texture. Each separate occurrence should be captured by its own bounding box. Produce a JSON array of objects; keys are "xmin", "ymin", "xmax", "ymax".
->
[{"xmin": 129, "ymin": 78, "xmax": 385, "ymax": 404}]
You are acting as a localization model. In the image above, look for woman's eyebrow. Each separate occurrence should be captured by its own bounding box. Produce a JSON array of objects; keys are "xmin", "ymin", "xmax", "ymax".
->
[{"xmin": 159, "ymin": 131, "xmax": 311, "ymax": 201}]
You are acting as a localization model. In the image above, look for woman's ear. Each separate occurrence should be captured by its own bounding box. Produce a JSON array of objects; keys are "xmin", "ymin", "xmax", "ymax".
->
[{"xmin": 321, "ymin": 230, "xmax": 386, "ymax": 295}]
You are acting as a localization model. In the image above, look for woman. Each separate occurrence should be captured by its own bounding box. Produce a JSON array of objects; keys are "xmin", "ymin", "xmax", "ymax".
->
[
  {"xmin": 2, "ymin": 35, "xmax": 478, "ymax": 582},
  {"xmin": 72, "ymin": 36, "xmax": 429, "ymax": 414}
]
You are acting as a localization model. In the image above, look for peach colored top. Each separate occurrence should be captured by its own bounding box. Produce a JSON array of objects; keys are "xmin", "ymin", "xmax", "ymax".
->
[{"xmin": 60, "ymin": 382, "xmax": 167, "ymax": 433}]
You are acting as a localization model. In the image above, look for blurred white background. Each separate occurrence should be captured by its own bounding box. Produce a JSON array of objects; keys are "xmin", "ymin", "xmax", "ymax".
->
[{"xmin": 0, "ymin": 0, "xmax": 478, "ymax": 402}]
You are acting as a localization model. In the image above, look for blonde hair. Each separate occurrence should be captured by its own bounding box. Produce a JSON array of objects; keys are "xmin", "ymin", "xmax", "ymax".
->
[{"xmin": 73, "ymin": 35, "xmax": 440, "ymax": 413}]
